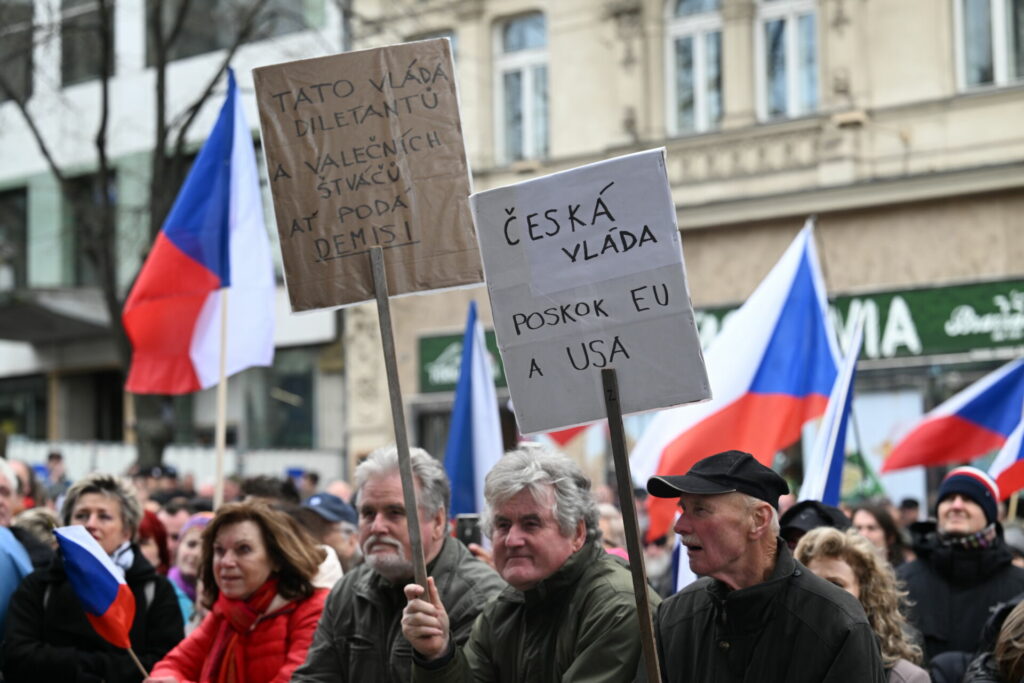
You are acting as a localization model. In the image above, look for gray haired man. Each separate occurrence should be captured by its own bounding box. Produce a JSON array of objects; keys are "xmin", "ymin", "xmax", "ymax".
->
[
  {"xmin": 402, "ymin": 444, "xmax": 659, "ymax": 682},
  {"xmin": 647, "ymin": 450, "xmax": 885, "ymax": 683},
  {"xmin": 293, "ymin": 446, "xmax": 504, "ymax": 682}
]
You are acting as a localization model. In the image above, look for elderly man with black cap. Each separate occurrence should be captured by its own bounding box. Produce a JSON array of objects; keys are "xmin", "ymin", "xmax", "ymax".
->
[
  {"xmin": 898, "ymin": 466, "xmax": 1024, "ymax": 671},
  {"xmin": 647, "ymin": 450, "xmax": 885, "ymax": 683}
]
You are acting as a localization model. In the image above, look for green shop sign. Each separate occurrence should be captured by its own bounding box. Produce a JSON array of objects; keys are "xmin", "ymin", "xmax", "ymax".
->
[
  {"xmin": 419, "ymin": 331, "xmax": 507, "ymax": 393},
  {"xmin": 695, "ymin": 278, "xmax": 1024, "ymax": 360}
]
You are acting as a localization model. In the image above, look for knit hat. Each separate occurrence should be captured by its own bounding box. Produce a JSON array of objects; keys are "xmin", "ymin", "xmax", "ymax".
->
[
  {"xmin": 937, "ymin": 466, "xmax": 1000, "ymax": 525},
  {"xmin": 179, "ymin": 511, "xmax": 214, "ymax": 538}
]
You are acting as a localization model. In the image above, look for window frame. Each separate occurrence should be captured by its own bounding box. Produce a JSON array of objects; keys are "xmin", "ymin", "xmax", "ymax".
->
[
  {"xmin": 954, "ymin": 0, "xmax": 1024, "ymax": 89},
  {"xmin": 0, "ymin": 0, "xmax": 35, "ymax": 103},
  {"xmin": 61, "ymin": 0, "xmax": 114, "ymax": 87},
  {"xmin": 492, "ymin": 12, "xmax": 549, "ymax": 165},
  {"xmin": 664, "ymin": 0, "xmax": 724, "ymax": 136},
  {"xmin": 754, "ymin": 0, "xmax": 819, "ymax": 121}
]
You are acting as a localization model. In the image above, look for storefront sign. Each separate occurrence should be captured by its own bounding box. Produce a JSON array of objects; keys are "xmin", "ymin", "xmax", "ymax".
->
[
  {"xmin": 419, "ymin": 331, "xmax": 506, "ymax": 393},
  {"xmin": 695, "ymin": 279, "xmax": 1024, "ymax": 359}
]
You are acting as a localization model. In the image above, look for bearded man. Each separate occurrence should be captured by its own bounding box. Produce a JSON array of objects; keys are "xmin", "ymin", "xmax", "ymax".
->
[{"xmin": 292, "ymin": 446, "xmax": 504, "ymax": 682}]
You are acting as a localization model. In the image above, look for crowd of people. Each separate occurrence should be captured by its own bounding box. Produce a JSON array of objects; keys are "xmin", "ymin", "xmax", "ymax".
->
[{"xmin": 1, "ymin": 445, "xmax": 1024, "ymax": 682}]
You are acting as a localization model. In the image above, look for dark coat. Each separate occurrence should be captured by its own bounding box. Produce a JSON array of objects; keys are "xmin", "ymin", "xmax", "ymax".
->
[
  {"xmin": 2, "ymin": 543, "xmax": 184, "ymax": 683},
  {"xmin": 292, "ymin": 536, "xmax": 505, "ymax": 682},
  {"xmin": 962, "ymin": 653, "xmax": 1002, "ymax": 683},
  {"xmin": 897, "ymin": 522, "xmax": 1024, "ymax": 664},
  {"xmin": 653, "ymin": 539, "xmax": 886, "ymax": 683}
]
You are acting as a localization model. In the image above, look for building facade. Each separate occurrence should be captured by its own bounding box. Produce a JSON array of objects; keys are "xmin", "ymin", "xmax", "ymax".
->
[
  {"xmin": 1, "ymin": 0, "xmax": 1021, "ymax": 498},
  {"xmin": 344, "ymin": 0, "xmax": 1023, "ymax": 497}
]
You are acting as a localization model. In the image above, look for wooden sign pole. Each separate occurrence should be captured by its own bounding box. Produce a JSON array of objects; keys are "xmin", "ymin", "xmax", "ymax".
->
[
  {"xmin": 369, "ymin": 247, "xmax": 429, "ymax": 589},
  {"xmin": 601, "ymin": 367, "xmax": 662, "ymax": 682}
]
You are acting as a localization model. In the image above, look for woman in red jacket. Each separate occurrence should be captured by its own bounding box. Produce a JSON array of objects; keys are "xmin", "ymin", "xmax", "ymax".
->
[{"xmin": 145, "ymin": 500, "xmax": 327, "ymax": 683}]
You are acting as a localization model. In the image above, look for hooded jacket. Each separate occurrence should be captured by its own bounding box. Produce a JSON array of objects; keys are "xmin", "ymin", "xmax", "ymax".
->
[
  {"xmin": 653, "ymin": 539, "xmax": 885, "ymax": 683},
  {"xmin": 412, "ymin": 540, "xmax": 661, "ymax": 683},
  {"xmin": 898, "ymin": 521, "xmax": 1024, "ymax": 663},
  {"xmin": 2, "ymin": 543, "xmax": 184, "ymax": 683},
  {"xmin": 292, "ymin": 536, "xmax": 504, "ymax": 682}
]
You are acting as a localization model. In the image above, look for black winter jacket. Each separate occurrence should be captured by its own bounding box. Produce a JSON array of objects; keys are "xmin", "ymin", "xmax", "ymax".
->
[
  {"xmin": 653, "ymin": 539, "xmax": 886, "ymax": 683},
  {"xmin": 897, "ymin": 522, "xmax": 1024, "ymax": 664},
  {"xmin": 2, "ymin": 543, "xmax": 184, "ymax": 683}
]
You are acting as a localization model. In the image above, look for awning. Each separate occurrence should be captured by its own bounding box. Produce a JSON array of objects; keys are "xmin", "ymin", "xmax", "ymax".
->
[{"xmin": 0, "ymin": 288, "xmax": 110, "ymax": 343}]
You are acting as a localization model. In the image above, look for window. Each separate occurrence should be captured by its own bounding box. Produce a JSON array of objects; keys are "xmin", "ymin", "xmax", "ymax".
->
[
  {"xmin": 0, "ymin": 188, "xmax": 28, "ymax": 291},
  {"xmin": 495, "ymin": 13, "xmax": 549, "ymax": 164},
  {"xmin": 757, "ymin": 0, "xmax": 818, "ymax": 120},
  {"xmin": 146, "ymin": 0, "xmax": 318, "ymax": 66},
  {"xmin": 64, "ymin": 173, "xmax": 116, "ymax": 288},
  {"xmin": 62, "ymin": 0, "xmax": 114, "ymax": 86},
  {"xmin": 0, "ymin": 0, "xmax": 33, "ymax": 103},
  {"xmin": 956, "ymin": 0, "xmax": 1024, "ymax": 88},
  {"xmin": 667, "ymin": 0, "xmax": 723, "ymax": 134}
]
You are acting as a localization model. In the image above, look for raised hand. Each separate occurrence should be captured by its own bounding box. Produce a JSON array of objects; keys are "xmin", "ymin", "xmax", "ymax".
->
[{"xmin": 402, "ymin": 576, "xmax": 451, "ymax": 661}]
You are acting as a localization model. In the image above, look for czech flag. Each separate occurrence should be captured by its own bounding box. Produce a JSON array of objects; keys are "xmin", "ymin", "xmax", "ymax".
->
[
  {"xmin": 123, "ymin": 68, "xmax": 275, "ymax": 394},
  {"xmin": 444, "ymin": 301, "xmax": 504, "ymax": 516},
  {"xmin": 799, "ymin": 312, "xmax": 865, "ymax": 506},
  {"xmin": 883, "ymin": 357, "xmax": 1024, "ymax": 475},
  {"xmin": 630, "ymin": 222, "xmax": 838, "ymax": 539},
  {"xmin": 54, "ymin": 525, "xmax": 136, "ymax": 649},
  {"xmin": 989, "ymin": 405, "xmax": 1024, "ymax": 499}
]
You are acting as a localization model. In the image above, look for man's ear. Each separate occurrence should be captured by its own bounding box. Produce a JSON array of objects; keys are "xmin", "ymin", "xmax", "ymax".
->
[
  {"xmin": 750, "ymin": 503, "xmax": 773, "ymax": 538},
  {"xmin": 571, "ymin": 519, "xmax": 586, "ymax": 552},
  {"xmin": 432, "ymin": 507, "xmax": 447, "ymax": 542}
]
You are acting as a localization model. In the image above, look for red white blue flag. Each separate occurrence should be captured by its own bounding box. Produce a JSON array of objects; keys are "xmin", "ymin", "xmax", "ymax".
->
[
  {"xmin": 444, "ymin": 301, "xmax": 504, "ymax": 516},
  {"xmin": 883, "ymin": 357, "xmax": 1024, "ymax": 480},
  {"xmin": 631, "ymin": 222, "xmax": 839, "ymax": 539},
  {"xmin": 123, "ymin": 68, "xmax": 274, "ymax": 394},
  {"xmin": 799, "ymin": 312, "xmax": 865, "ymax": 506},
  {"xmin": 989, "ymin": 405, "xmax": 1024, "ymax": 499},
  {"xmin": 54, "ymin": 525, "xmax": 136, "ymax": 649}
]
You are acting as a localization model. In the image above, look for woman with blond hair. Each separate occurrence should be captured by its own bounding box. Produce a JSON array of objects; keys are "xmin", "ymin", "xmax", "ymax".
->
[
  {"xmin": 796, "ymin": 526, "xmax": 928, "ymax": 683},
  {"xmin": 145, "ymin": 500, "xmax": 326, "ymax": 683}
]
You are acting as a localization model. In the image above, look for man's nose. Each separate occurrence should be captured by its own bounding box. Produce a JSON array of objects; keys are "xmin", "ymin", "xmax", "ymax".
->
[
  {"xmin": 505, "ymin": 525, "xmax": 526, "ymax": 546},
  {"xmin": 369, "ymin": 513, "xmax": 389, "ymax": 534}
]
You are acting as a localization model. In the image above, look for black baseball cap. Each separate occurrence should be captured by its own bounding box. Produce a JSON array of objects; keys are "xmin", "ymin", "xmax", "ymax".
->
[
  {"xmin": 303, "ymin": 493, "xmax": 357, "ymax": 526},
  {"xmin": 647, "ymin": 450, "xmax": 789, "ymax": 509},
  {"xmin": 779, "ymin": 500, "xmax": 850, "ymax": 536}
]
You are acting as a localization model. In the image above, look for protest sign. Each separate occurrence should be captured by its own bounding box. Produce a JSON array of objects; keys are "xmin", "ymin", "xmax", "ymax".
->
[
  {"xmin": 253, "ymin": 39, "xmax": 482, "ymax": 311},
  {"xmin": 470, "ymin": 149, "xmax": 710, "ymax": 434}
]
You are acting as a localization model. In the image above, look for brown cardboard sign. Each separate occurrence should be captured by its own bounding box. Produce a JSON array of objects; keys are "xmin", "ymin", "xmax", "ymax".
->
[{"xmin": 253, "ymin": 39, "xmax": 482, "ymax": 311}]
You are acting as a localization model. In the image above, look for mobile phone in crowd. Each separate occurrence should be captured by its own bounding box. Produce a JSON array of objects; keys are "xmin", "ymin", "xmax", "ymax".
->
[{"xmin": 455, "ymin": 513, "xmax": 482, "ymax": 547}]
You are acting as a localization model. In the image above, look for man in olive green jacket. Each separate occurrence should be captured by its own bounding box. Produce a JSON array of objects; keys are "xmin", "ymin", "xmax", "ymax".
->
[
  {"xmin": 293, "ymin": 446, "xmax": 504, "ymax": 682},
  {"xmin": 403, "ymin": 445, "xmax": 660, "ymax": 682}
]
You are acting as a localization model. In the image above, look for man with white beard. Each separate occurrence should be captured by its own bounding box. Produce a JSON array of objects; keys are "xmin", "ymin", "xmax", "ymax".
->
[{"xmin": 293, "ymin": 446, "xmax": 504, "ymax": 682}]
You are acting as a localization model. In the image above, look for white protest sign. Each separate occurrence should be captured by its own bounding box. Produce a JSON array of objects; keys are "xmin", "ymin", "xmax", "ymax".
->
[{"xmin": 470, "ymin": 149, "xmax": 710, "ymax": 434}]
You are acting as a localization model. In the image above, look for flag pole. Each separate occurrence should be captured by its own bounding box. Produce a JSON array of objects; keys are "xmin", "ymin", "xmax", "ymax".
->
[
  {"xmin": 127, "ymin": 646, "xmax": 150, "ymax": 678},
  {"xmin": 213, "ymin": 288, "xmax": 229, "ymax": 509},
  {"xmin": 1010, "ymin": 492, "xmax": 1019, "ymax": 520},
  {"xmin": 369, "ymin": 246, "xmax": 429, "ymax": 589},
  {"xmin": 601, "ymin": 367, "xmax": 662, "ymax": 682}
]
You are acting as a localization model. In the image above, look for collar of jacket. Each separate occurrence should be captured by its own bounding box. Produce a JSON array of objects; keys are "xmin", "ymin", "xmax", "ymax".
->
[
  {"xmin": 704, "ymin": 539, "xmax": 797, "ymax": 632},
  {"xmin": 502, "ymin": 539, "xmax": 603, "ymax": 607},
  {"xmin": 911, "ymin": 520, "xmax": 1013, "ymax": 584}
]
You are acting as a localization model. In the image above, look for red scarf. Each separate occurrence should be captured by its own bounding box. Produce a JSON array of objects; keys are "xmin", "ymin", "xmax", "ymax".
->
[{"xmin": 203, "ymin": 577, "xmax": 279, "ymax": 683}]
